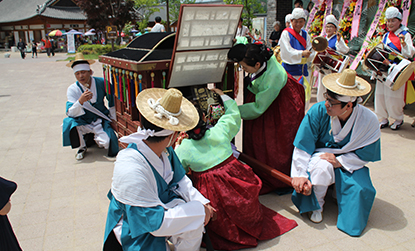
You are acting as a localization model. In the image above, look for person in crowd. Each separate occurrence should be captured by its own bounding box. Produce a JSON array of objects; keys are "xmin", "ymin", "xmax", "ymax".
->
[
  {"xmin": 41, "ymin": 37, "xmax": 52, "ymax": 57},
  {"xmin": 280, "ymin": 8, "xmax": 316, "ymax": 109},
  {"xmin": 103, "ymin": 88, "xmax": 215, "ymax": 250},
  {"xmin": 269, "ymin": 21, "xmax": 282, "ymax": 47},
  {"xmin": 228, "ymin": 43, "xmax": 305, "ymax": 193},
  {"xmin": 31, "ymin": 40, "xmax": 38, "ymax": 58},
  {"xmin": 50, "ymin": 38, "xmax": 55, "ymax": 56},
  {"xmin": 234, "ymin": 18, "xmax": 254, "ymax": 44},
  {"xmin": 294, "ymin": 0, "xmax": 309, "ymax": 19},
  {"xmin": 285, "ymin": 14, "xmax": 293, "ymax": 29},
  {"xmin": 0, "ymin": 177, "xmax": 22, "ymax": 250},
  {"xmin": 374, "ymin": 7, "xmax": 415, "ymax": 130},
  {"xmin": 175, "ymin": 88, "xmax": 297, "ymax": 250},
  {"xmin": 17, "ymin": 38, "xmax": 26, "ymax": 59},
  {"xmin": 316, "ymin": 14, "xmax": 349, "ymax": 102},
  {"xmin": 151, "ymin": 16, "xmax": 166, "ymax": 32},
  {"xmin": 291, "ymin": 69, "xmax": 381, "ymax": 236},
  {"xmin": 62, "ymin": 53, "xmax": 119, "ymax": 160}
]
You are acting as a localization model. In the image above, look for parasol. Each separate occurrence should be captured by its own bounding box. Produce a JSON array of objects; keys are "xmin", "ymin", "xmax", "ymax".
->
[
  {"xmin": 48, "ymin": 30, "xmax": 63, "ymax": 36},
  {"xmin": 64, "ymin": 29, "xmax": 84, "ymax": 35}
]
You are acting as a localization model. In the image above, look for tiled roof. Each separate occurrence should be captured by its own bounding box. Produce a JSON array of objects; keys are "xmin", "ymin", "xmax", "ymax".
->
[
  {"xmin": 41, "ymin": 7, "xmax": 86, "ymax": 20},
  {"xmin": 0, "ymin": 0, "xmax": 86, "ymax": 24}
]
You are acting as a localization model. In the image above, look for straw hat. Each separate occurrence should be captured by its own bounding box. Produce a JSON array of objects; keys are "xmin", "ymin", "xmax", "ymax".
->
[
  {"xmin": 322, "ymin": 69, "xmax": 371, "ymax": 96},
  {"xmin": 136, "ymin": 88, "xmax": 199, "ymax": 131},
  {"xmin": 66, "ymin": 52, "xmax": 96, "ymax": 68}
]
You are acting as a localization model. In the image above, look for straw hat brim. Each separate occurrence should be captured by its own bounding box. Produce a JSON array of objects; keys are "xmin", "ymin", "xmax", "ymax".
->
[
  {"xmin": 322, "ymin": 73, "xmax": 371, "ymax": 97},
  {"xmin": 66, "ymin": 59, "xmax": 96, "ymax": 68},
  {"xmin": 136, "ymin": 88, "xmax": 199, "ymax": 131}
]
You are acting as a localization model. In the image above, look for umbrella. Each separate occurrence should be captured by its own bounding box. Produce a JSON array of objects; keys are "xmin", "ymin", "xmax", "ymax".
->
[
  {"xmin": 84, "ymin": 31, "xmax": 96, "ymax": 36},
  {"xmin": 84, "ymin": 29, "xmax": 96, "ymax": 36},
  {"xmin": 48, "ymin": 30, "xmax": 63, "ymax": 36},
  {"xmin": 64, "ymin": 29, "xmax": 83, "ymax": 35}
]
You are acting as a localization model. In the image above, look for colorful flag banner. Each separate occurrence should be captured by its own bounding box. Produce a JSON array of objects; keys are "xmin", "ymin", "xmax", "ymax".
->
[
  {"xmin": 350, "ymin": 0, "xmax": 388, "ymax": 70},
  {"xmin": 350, "ymin": 0, "xmax": 363, "ymax": 40}
]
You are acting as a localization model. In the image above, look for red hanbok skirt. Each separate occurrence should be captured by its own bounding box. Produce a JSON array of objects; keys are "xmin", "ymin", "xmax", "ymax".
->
[
  {"xmin": 189, "ymin": 156, "xmax": 298, "ymax": 250},
  {"xmin": 243, "ymin": 74, "xmax": 305, "ymax": 193}
]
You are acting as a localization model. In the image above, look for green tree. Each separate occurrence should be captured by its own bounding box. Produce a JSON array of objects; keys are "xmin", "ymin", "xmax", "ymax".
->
[
  {"xmin": 224, "ymin": 0, "xmax": 266, "ymax": 28},
  {"xmin": 133, "ymin": 0, "xmax": 161, "ymax": 32},
  {"xmin": 167, "ymin": 0, "xmax": 196, "ymax": 24},
  {"xmin": 74, "ymin": 0, "xmax": 137, "ymax": 43}
]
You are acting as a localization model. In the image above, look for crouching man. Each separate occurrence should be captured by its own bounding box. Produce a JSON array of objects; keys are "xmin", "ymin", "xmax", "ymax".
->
[
  {"xmin": 62, "ymin": 53, "xmax": 119, "ymax": 160},
  {"xmin": 291, "ymin": 69, "xmax": 381, "ymax": 236},
  {"xmin": 103, "ymin": 88, "xmax": 215, "ymax": 250}
]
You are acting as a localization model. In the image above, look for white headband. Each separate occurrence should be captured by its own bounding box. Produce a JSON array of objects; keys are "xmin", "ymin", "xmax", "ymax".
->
[
  {"xmin": 292, "ymin": 8, "xmax": 307, "ymax": 20},
  {"xmin": 335, "ymin": 94, "xmax": 357, "ymax": 103},
  {"xmin": 73, "ymin": 63, "xmax": 91, "ymax": 73},
  {"xmin": 285, "ymin": 14, "xmax": 293, "ymax": 23},
  {"xmin": 326, "ymin": 15, "xmax": 339, "ymax": 28},
  {"xmin": 385, "ymin": 7, "xmax": 402, "ymax": 20},
  {"xmin": 119, "ymin": 127, "xmax": 175, "ymax": 145}
]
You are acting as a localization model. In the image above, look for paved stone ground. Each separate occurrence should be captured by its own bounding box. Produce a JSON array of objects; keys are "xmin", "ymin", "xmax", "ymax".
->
[{"xmin": 1, "ymin": 51, "xmax": 415, "ymax": 251}]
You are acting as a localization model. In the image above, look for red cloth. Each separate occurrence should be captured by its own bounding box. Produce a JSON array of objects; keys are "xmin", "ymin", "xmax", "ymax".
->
[
  {"xmin": 284, "ymin": 28, "xmax": 307, "ymax": 48},
  {"xmin": 42, "ymin": 39, "xmax": 51, "ymax": 48},
  {"xmin": 243, "ymin": 74, "xmax": 305, "ymax": 194},
  {"xmin": 189, "ymin": 156, "xmax": 297, "ymax": 250},
  {"xmin": 388, "ymin": 32, "xmax": 402, "ymax": 52}
]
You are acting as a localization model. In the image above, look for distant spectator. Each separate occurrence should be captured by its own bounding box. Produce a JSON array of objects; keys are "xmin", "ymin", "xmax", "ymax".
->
[
  {"xmin": 269, "ymin": 21, "xmax": 282, "ymax": 47},
  {"xmin": 31, "ymin": 40, "xmax": 38, "ymax": 58},
  {"xmin": 17, "ymin": 39, "xmax": 26, "ymax": 59},
  {"xmin": 41, "ymin": 37, "xmax": 52, "ymax": 57},
  {"xmin": 234, "ymin": 17, "xmax": 254, "ymax": 44},
  {"xmin": 151, "ymin": 16, "xmax": 166, "ymax": 32}
]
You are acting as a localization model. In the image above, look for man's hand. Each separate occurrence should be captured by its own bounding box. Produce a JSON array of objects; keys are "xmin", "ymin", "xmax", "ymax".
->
[
  {"xmin": 79, "ymin": 89, "xmax": 93, "ymax": 105},
  {"xmin": 210, "ymin": 88, "xmax": 224, "ymax": 96},
  {"xmin": 319, "ymin": 153, "xmax": 342, "ymax": 168},
  {"xmin": 203, "ymin": 204, "xmax": 217, "ymax": 226},
  {"xmin": 399, "ymin": 34, "xmax": 406, "ymax": 47},
  {"xmin": 291, "ymin": 177, "xmax": 312, "ymax": 196},
  {"xmin": 302, "ymin": 50, "xmax": 312, "ymax": 58}
]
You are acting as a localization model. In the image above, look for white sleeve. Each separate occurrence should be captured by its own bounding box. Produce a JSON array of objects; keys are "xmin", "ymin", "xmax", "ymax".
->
[
  {"xmin": 401, "ymin": 32, "xmax": 415, "ymax": 59},
  {"xmin": 109, "ymin": 106, "xmax": 116, "ymax": 120},
  {"xmin": 336, "ymin": 153, "xmax": 368, "ymax": 173},
  {"xmin": 67, "ymin": 100, "xmax": 85, "ymax": 117},
  {"xmin": 176, "ymin": 175, "xmax": 210, "ymax": 205},
  {"xmin": 306, "ymin": 33, "xmax": 316, "ymax": 63},
  {"xmin": 336, "ymin": 37, "xmax": 349, "ymax": 55},
  {"xmin": 151, "ymin": 200, "xmax": 205, "ymax": 236},
  {"xmin": 280, "ymin": 31, "xmax": 304, "ymax": 64},
  {"xmin": 291, "ymin": 147, "xmax": 311, "ymax": 178}
]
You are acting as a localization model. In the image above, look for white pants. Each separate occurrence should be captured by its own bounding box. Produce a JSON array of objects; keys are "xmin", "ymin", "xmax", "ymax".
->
[
  {"xmin": 316, "ymin": 71, "xmax": 331, "ymax": 103},
  {"xmin": 76, "ymin": 119, "xmax": 109, "ymax": 149},
  {"xmin": 375, "ymin": 81, "xmax": 405, "ymax": 122},
  {"xmin": 308, "ymin": 152, "xmax": 336, "ymax": 213},
  {"xmin": 293, "ymin": 75, "xmax": 310, "ymax": 111}
]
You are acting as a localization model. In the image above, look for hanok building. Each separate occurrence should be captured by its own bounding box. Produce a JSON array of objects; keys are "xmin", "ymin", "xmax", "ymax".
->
[{"xmin": 0, "ymin": 0, "xmax": 87, "ymax": 48}]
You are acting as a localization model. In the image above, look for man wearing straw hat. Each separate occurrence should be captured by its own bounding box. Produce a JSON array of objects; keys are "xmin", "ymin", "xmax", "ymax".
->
[
  {"xmin": 103, "ymin": 88, "xmax": 216, "ymax": 250},
  {"xmin": 290, "ymin": 69, "xmax": 381, "ymax": 237},
  {"xmin": 62, "ymin": 53, "xmax": 119, "ymax": 160}
]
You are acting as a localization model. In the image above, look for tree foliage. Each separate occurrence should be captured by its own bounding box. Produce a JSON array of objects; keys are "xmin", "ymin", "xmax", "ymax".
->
[
  {"xmin": 74, "ymin": 0, "xmax": 137, "ymax": 34},
  {"xmin": 167, "ymin": 0, "xmax": 196, "ymax": 24},
  {"xmin": 133, "ymin": 0, "xmax": 161, "ymax": 32},
  {"xmin": 223, "ymin": 0, "xmax": 266, "ymax": 28}
]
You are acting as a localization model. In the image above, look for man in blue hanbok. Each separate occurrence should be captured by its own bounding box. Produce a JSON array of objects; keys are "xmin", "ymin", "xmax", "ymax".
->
[
  {"xmin": 103, "ymin": 88, "xmax": 216, "ymax": 250},
  {"xmin": 280, "ymin": 8, "xmax": 316, "ymax": 109},
  {"xmin": 62, "ymin": 53, "xmax": 119, "ymax": 160},
  {"xmin": 290, "ymin": 69, "xmax": 381, "ymax": 237}
]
